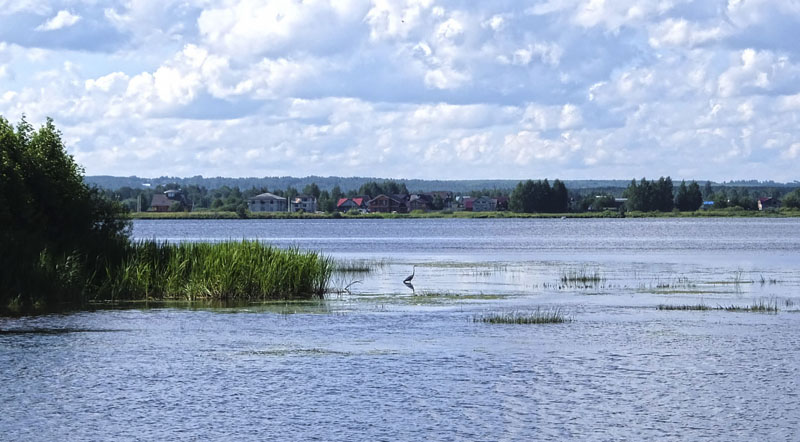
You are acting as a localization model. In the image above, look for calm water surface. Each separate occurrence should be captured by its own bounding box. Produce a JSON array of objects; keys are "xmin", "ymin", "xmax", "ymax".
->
[{"xmin": 2, "ymin": 218, "xmax": 799, "ymax": 440}]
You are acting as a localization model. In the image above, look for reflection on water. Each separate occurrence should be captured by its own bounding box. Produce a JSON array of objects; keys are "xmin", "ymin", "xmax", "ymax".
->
[{"xmin": 2, "ymin": 218, "xmax": 800, "ymax": 440}]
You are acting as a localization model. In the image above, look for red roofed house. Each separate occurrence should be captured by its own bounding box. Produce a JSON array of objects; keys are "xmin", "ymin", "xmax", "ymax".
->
[{"xmin": 337, "ymin": 197, "xmax": 368, "ymax": 212}]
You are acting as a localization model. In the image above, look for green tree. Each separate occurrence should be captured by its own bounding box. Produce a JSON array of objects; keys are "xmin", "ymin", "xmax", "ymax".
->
[
  {"xmin": 509, "ymin": 179, "xmax": 567, "ymax": 213},
  {"xmin": 0, "ymin": 116, "xmax": 129, "ymax": 308},
  {"xmin": 303, "ymin": 183, "xmax": 321, "ymax": 198},
  {"xmin": 675, "ymin": 181, "xmax": 690, "ymax": 211},
  {"xmin": 782, "ymin": 189, "xmax": 800, "ymax": 209},
  {"xmin": 686, "ymin": 181, "xmax": 703, "ymax": 211},
  {"xmin": 550, "ymin": 179, "xmax": 570, "ymax": 212},
  {"xmin": 625, "ymin": 177, "xmax": 674, "ymax": 212},
  {"xmin": 703, "ymin": 181, "xmax": 713, "ymax": 199},
  {"xmin": 331, "ymin": 185, "xmax": 343, "ymax": 202}
]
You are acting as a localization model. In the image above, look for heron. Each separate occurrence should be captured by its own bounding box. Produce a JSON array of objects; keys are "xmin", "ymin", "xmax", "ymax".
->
[{"xmin": 403, "ymin": 265, "xmax": 416, "ymax": 283}]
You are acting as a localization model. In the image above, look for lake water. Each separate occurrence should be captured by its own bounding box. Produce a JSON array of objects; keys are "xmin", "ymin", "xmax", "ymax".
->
[{"xmin": 2, "ymin": 218, "xmax": 799, "ymax": 440}]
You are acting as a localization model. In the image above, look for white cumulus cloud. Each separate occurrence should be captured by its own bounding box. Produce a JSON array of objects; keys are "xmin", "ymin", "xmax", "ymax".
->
[{"xmin": 35, "ymin": 10, "xmax": 81, "ymax": 31}]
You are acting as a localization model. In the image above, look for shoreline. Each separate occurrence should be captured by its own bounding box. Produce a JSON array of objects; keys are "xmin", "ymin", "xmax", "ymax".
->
[{"xmin": 129, "ymin": 209, "xmax": 800, "ymax": 220}]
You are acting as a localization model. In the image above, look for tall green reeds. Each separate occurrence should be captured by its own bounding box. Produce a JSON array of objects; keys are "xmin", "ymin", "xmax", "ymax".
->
[{"xmin": 100, "ymin": 240, "xmax": 333, "ymax": 301}]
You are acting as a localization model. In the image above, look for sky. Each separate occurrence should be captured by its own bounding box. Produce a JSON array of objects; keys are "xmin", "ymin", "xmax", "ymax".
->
[{"xmin": 1, "ymin": 0, "xmax": 799, "ymax": 181}]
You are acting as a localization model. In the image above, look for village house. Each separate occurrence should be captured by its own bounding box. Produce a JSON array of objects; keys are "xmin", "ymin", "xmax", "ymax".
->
[
  {"xmin": 248, "ymin": 192, "xmax": 288, "ymax": 212},
  {"xmin": 290, "ymin": 195, "xmax": 317, "ymax": 212},
  {"xmin": 495, "ymin": 196, "xmax": 509, "ymax": 211},
  {"xmin": 367, "ymin": 194, "xmax": 409, "ymax": 213},
  {"xmin": 758, "ymin": 197, "xmax": 779, "ymax": 211},
  {"xmin": 409, "ymin": 194, "xmax": 434, "ymax": 212},
  {"xmin": 149, "ymin": 194, "xmax": 172, "ymax": 212},
  {"xmin": 148, "ymin": 189, "xmax": 189, "ymax": 212},
  {"xmin": 459, "ymin": 196, "xmax": 473, "ymax": 211},
  {"xmin": 427, "ymin": 191, "xmax": 455, "ymax": 209},
  {"xmin": 472, "ymin": 196, "xmax": 497, "ymax": 212},
  {"xmin": 337, "ymin": 197, "xmax": 368, "ymax": 212}
]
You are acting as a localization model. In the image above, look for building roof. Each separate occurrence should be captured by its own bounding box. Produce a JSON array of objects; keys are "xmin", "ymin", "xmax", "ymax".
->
[
  {"xmin": 410, "ymin": 194, "xmax": 434, "ymax": 203},
  {"xmin": 250, "ymin": 192, "xmax": 286, "ymax": 201},
  {"xmin": 368, "ymin": 194, "xmax": 405, "ymax": 205},
  {"xmin": 337, "ymin": 197, "xmax": 365, "ymax": 207},
  {"xmin": 150, "ymin": 194, "xmax": 172, "ymax": 208}
]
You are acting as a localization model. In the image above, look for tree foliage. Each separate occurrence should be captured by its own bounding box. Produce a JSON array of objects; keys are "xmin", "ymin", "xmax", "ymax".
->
[
  {"xmin": 509, "ymin": 179, "xmax": 570, "ymax": 213},
  {"xmin": 624, "ymin": 177, "xmax": 674, "ymax": 212},
  {"xmin": 674, "ymin": 180, "xmax": 703, "ymax": 211},
  {"xmin": 355, "ymin": 180, "xmax": 409, "ymax": 198},
  {"xmin": 0, "ymin": 117, "xmax": 129, "ymax": 308},
  {"xmin": 782, "ymin": 189, "xmax": 800, "ymax": 209}
]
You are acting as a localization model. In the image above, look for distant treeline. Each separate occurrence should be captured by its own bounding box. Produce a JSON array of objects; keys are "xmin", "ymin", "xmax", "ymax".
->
[
  {"xmin": 86, "ymin": 175, "xmax": 800, "ymax": 194},
  {"xmin": 100, "ymin": 177, "xmax": 800, "ymax": 215}
]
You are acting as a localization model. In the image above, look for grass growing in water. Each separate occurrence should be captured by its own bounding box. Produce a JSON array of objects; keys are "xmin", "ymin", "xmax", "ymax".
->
[
  {"xmin": 334, "ymin": 259, "xmax": 385, "ymax": 274},
  {"xmin": 657, "ymin": 304, "xmax": 711, "ymax": 311},
  {"xmin": 560, "ymin": 268, "xmax": 603, "ymax": 284},
  {"xmin": 100, "ymin": 240, "xmax": 333, "ymax": 301},
  {"xmin": 474, "ymin": 308, "xmax": 569, "ymax": 324},
  {"xmin": 658, "ymin": 298, "xmax": 779, "ymax": 313},
  {"xmin": 722, "ymin": 299, "xmax": 779, "ymax": 313}
]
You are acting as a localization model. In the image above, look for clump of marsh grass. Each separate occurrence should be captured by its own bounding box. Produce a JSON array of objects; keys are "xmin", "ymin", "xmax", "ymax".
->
[
  {"xmin": 658, "ymin": 298, "xmax": 779, "ymax": 313},
  {"xmin": 474, "ymin": 308, "xmax": 569, "ymax": 324},
  {"xmin": 657, "ymin": 304, "xmax": 711, "ymax": 311},
  {"xmin": 334, "ymin": 259, "xmax": 386, "ymax": 274},
  {"xmin": 99, "ymin": 240, "xmax": 333, "ymax": 301},
  {"xmin": 560, "ymin": 268, "xmax": 602, "ymax": 284},
  {"xmin": 722, "ymin": 298, "xmax": 779, "ymax": 313},
  {"xmin": 558, "ymin": 267, "xmax": 604, "ymax": 289}
]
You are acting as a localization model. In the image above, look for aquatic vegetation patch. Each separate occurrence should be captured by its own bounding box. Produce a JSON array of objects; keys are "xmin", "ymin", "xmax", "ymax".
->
[
  {"xmin": 99, "ymin": 240, "xmax": 333, "ymax": 301},
  {"xmin": 556, "ymin": 267, "xmax": 605, "ymax": 289},
  {"xmin": 334, "ymin": 259, "xmax": 386, "ymax": 274},
  {"xmin": 474, "ymin": 308, "xmax": 569, "ymax": 324},
  {"xmin": 560, "ymin": 268, "xmax": 603, "ymax": 284},
  {"xmin": 721, "ymin": 299, "xmax": 779, "ymax": 313},
  {"xmin": 657, "ymin": 304, "xmax": 711, "ymax": 311},
  {"xmin": 658, "ymin": 298, "xmax": 779, "ymax": 313}
]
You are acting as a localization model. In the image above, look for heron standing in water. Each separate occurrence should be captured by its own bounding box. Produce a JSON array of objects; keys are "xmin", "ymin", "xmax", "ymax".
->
[{"xmin": 404, "ymin": 265, "xmax": 416, "ymax": 283}]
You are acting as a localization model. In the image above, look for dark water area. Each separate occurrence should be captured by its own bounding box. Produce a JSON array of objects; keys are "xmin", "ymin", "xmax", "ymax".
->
[{"xmin": 2, "ymin": 219, "xmax": 800, "ymax": 440}]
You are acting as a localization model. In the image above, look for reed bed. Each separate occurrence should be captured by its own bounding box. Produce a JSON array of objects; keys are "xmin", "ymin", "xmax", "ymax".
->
[
  {"xmin": 100, "ymin": 240, "xmax": 333, "ymax": 301},
  {"xmin": 474, "ymin": 308, "xmax": 569, "ymax": 324}
]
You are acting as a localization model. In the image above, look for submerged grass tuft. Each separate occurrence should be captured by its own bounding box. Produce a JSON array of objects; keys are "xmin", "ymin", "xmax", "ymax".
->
[{"xmin": 474, "ymin": 308, "xmax": 569, "ymax": 324}]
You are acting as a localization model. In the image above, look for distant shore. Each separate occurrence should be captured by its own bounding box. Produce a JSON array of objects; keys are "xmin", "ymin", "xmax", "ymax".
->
[{"xmin": 129, "ymin": 209, "xmax": 800, "ymax": 220}]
